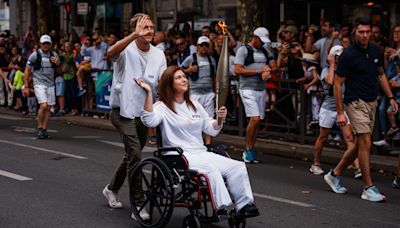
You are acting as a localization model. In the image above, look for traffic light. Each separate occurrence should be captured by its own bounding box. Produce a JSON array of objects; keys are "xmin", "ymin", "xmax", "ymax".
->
[{"xmin": 65, "ymin": 3, "xmax": 71, "ymax": 14}]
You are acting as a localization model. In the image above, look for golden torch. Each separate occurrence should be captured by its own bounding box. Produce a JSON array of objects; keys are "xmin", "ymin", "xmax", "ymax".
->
[{"xmin": 216, "ymin": 21, "xmax": 230, "ymax": 125}]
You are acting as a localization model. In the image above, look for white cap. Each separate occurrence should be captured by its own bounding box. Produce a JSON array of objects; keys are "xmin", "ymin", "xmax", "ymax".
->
[
  {"xmin": 253, "ymin": 27, "xmax": 271, "ymax": 43},
  {"xmin": 39, "ymin": 34, "xmax": 52, "ymax": 44},
  {"xmin": 197, "ymin": 36, "xmax": 210, "ymax": 45},
  {"xmin": 329, "ymin": 45, "xmax": 344, "ymax": 56}
]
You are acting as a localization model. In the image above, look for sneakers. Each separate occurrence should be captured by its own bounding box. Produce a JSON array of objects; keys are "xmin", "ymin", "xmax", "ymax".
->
[
  {"xmin": 324, "ymin": 169, "xmax": 347, "ymax": 194},
  {"xmin": 354, "ymin": 169, "xmax": 362, "ymax": 179},
  {"xmin": 43, "ymin": 129, "xmax": 50, "ymax": 139},
  {"xmin": 392, "ymin": 177, "xmax": 400, "ymax": 189},
  {"xmin": 309, "ymin": 164, "xmax": 324, "ymax": 175},
  {"xmin": 131, "ymin": 207, "xmax": 150, "ymax": 221},
  {"xmin": 387, "ymin": 127, "xmax": 399, "ymax": 137},
  {"xmin": 102, "ymin": 185, "xmax": 123, "ymax": 209},
  {"xmin": 77, "ymin": 88, "xmax": 87, "ymax": 97},
  {"xmin": 238, "ymin": 204, "xmax": 260, "ymax": 218},
  {"xmin": 373, "ymin": 139, "xmax": 390, "ymax": 147},
  {"xmin": 361, "ymin": 186, "xmax": 386, "ymax": 202},
  {"xmin": 333, "ymin": 134, "xmax": 342, "ymax": 142},
  {"xmin": 37, "ymin": 128, "xmax": 46, "ymax": 139},
  {"xmin": 242, "ymin": 149, "xmax": 261, "ymax": 164}
]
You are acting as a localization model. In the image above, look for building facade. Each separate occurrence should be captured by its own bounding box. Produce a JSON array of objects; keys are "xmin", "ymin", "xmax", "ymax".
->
[{"xmin": 6, "ymin": 0, "xmax": 400, "ymax": 42}]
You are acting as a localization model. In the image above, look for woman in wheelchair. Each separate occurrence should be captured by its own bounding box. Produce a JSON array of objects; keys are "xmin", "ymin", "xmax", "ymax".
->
[{"xmin": 135, "ymin": 65, "xmax": 259, "ymax": 218}]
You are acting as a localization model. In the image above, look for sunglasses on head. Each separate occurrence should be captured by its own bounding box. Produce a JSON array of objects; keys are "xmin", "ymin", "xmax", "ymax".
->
[{"xmin": 199, "ymin": 43, "xmax": 209, "ymax": 47}]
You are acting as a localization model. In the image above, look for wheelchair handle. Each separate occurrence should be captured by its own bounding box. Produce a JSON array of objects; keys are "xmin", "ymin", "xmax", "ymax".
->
[{"xmin": 154, "ymin": 147, "xmax": 184, "ymax": 156}]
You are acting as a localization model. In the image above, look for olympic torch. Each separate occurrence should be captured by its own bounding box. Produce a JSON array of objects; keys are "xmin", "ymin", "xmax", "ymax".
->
[{"xmin": 216, "ymin": 21, "xmax": 230, "ymax": 125}]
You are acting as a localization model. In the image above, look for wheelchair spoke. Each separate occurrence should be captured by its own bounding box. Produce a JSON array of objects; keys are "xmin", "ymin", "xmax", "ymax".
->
[{"xmin": 141, "ymin": 170, "xmax": 152, "ymax": 189}]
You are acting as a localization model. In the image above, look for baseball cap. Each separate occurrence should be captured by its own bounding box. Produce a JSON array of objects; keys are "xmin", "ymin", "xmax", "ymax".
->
[
  {"xmin": 39, "ymin": 34, "xmax": 52, "ymax": 44},
  {"xmin": 284, "ymin": 25, "xmax": 298, "ymax": 36},
  {"xmin": 329, "ymin": 45, "xmax": 344, "ymax": 56},
  {"xmin": 253, "ymin": 27, "xmax": 271, "ymax": 43},
  {"xmin": 197, "ymin": 36, "xmax": 210, "ymax": 45}
]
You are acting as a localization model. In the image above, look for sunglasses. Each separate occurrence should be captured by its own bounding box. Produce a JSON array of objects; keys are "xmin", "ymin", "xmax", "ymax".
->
[{"xmin": 199, "ymin": 43, "xmax": 209, "ymax": 47}]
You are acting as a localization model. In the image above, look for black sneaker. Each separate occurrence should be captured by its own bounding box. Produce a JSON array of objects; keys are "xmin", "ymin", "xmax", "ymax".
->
[
  {"xmin": 238, "ymin": 204, "xmax": 259, "ymax": 218},
  {"xmin": 216, "ymin": 208, "xmax": 229, "ymax": 219},
  {"xmin": 37, "ymin": 128, "xmax": 45, "ymax": 139},
  {"xmin": 43, "ymin": 129, "xmax": 50, "ymax": 139}
]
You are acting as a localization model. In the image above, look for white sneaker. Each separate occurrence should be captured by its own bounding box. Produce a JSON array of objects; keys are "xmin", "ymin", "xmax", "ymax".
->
[
  {"xmin": 309, "ymin": 164, "xmax": 325, "ymax": 175},
  {"xmin": 333, "ymin": 134, "xmax": 342, "ymax": 142},
  {"xmin": 102, "ymin": 185, "xmax": 123, "ymax": 209},
  {"xmin": 131, "ymin": 207, "xmax": 150, "ymax": 221},
  {"xmin": 373, "ymin": 139, "xmax": 389, "ymax": 147}
]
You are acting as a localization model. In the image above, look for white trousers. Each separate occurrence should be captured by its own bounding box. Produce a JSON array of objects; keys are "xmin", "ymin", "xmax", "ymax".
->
[{"xmin": 184, "ymin": 151, "xmax": 254, "ymax": 211}]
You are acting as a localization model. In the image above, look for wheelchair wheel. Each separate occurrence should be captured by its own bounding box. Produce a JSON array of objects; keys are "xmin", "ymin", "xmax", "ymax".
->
[
  {"xmin": 131, "ymin": 157, "xmax": 175, "ymax": 228},
  {"xmin": 182, "ymin": 215, "xmax": 201, "ymax": 228}
]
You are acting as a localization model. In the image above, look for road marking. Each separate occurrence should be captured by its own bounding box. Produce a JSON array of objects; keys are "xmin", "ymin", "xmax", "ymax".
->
[
  {"xmin": 0, "ymin": 114, "xmax": 27, "ymax": 120},
  {"xmin": 0, "ymin": 139, "xmax": 87, "ymax": 160},
  {"xmin": 12, "ymin": 126, "xmax": 58, "ymax": 133},
  {"xmin": 253, "ymin": 192, "xmax": 315, "ymax": 208},
  {"xmin": 73, "ymin": 136, "xmax": 104, "ymax": 139},
  {"xmin": 97, "ymin": 140, "xmax": 155, "ymax": 153},
  {"xmin": 0, "ymin": 170, "xmax": 32, "ymax": 181},
  {"xmin": 141, "ymin": 169, "xmax": 314, "ymax": 208}
]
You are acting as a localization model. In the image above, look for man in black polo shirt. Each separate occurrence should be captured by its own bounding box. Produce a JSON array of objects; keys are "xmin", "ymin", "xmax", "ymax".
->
[{"xmin": 324, "ymin": 19, "xmax": 398, "ymax": 202}]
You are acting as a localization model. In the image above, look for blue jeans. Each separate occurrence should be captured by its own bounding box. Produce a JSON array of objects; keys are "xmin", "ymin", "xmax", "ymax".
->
[{"xmin": 378, "ymin": 96, "xmax": 387, "ymax": 135}]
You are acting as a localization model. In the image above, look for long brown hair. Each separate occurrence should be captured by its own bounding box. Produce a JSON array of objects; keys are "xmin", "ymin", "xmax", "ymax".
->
[{"xmin": 158, "ymin": 65, "xmax": 196, "ymax": 113}]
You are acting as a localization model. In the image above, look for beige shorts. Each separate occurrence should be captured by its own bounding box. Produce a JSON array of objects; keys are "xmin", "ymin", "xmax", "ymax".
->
[{"xmin": 345, "ymin": 99, "xmax": 378, "ymax": 135}]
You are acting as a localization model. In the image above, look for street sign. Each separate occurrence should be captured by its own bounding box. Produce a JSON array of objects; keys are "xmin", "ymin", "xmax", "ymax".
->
[
  {"xmin": 73, "ymin": 26, "xmax": 85, "ymax": 37},
  {"xmin": 77, "ymin": 2, "xmax": 88, "ymax": 15}
]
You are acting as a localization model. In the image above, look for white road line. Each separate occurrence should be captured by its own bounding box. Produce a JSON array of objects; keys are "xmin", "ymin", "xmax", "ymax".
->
[
  {"xmin": 97, "ymin": 140, "xmax": 154, "ymax": 153},
  {"xmin": 0, "ymin": 170, "xmax": 32, "ymax": 181},
  {"xmin": 0, "ymin": 139, "xmax": 87, "ymax": 160},
  {"xmin": 0, "ymin": 114, "xmax": 27, "ymax": 120},
  {"xmin": 141, "ymin": 168, "xmax": 314, "ymax": 208},
  {"xmin": 12, "ymin": 126, "xmax": 58, "ymax": 133},
  {"xmin": 72, "ymin": 136, "xmax": 104, "ymax": 139},
  {"xmin": 253, "ymin": 192, "xmax": 315, "ymax": 208}
]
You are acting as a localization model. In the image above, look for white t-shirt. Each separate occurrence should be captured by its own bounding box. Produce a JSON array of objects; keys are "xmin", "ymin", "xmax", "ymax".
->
[
  {"xmin": 141, "ymin": 100, "xmax": 221, "ymax": 154},
  {"xmin": 109, "ymin": 41, "xmax": 167, "ymax": 118}
]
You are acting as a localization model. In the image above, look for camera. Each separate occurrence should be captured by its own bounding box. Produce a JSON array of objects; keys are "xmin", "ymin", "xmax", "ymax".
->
[{"xmin": 271, "ymin": 42, "xmax": 282, "ymax": 49}]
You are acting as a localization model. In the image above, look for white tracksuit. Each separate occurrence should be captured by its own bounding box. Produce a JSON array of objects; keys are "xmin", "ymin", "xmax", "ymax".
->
[{"xmin": 141, "ymin": 100, "xmax": 254, "ymax": 211}]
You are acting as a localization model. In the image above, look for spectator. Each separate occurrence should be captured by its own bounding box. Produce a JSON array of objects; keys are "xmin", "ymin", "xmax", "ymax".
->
[
  {"xmin": 153, "ymin": 31, "xmax": 167, "ymax": 51},
  {"xmin": 175, "ymin": 36, "xmax": 196, "ymax": 66},
  {"xmin": 374, "ymin": 24, "xmax": 400, "ymax": 147},
  {"xmin": 306, "ymin": 19, "xmax": 341, "ymax": 69},
  {"xmin": 296, "ymin": 53, "xmax": 321, "ymax": 129},
  {"xmin": 61, "ymin": 41, "xmax": 79, "ymax": 116}
]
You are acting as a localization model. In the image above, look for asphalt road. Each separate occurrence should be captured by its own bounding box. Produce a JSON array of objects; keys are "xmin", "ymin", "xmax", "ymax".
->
[{"xmin": 0, "ymin": 113, "xmax": 399, "ymax": 228}]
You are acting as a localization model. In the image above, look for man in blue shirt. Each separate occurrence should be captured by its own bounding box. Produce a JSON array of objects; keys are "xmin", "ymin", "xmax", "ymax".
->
[{"xmin": 324, "ymin": 19, "xmax": 398, "ymax": 202}]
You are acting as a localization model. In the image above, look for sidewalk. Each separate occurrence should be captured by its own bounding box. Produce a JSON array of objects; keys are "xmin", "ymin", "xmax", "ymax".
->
[{"xmin": 1, "ymin": 107, "xmax": 397, "ymax": 171}]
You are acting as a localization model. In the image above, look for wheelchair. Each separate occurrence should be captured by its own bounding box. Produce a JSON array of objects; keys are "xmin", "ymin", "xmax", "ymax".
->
[{"xmin": 131, "ymin": 141, "xmax": 249, "ymax": 228}]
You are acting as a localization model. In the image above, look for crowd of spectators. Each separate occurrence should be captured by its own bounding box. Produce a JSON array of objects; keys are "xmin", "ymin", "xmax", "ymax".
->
[{"xmin": 0, "ymin": 18, "xmax": 400, "ymax": 155}]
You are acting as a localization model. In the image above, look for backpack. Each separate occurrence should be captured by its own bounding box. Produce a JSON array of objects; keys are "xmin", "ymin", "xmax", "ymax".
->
[
  {"xmin": 33, "ymin": 50, "xmax": 57, "ymax": 70},
  {"xmin": 244, "ymin": 45, "xmax": 272, "ymax": 66},
  {"xmin": 188, "ymin": 53, "xmax": 215, "ymax": 81}
]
